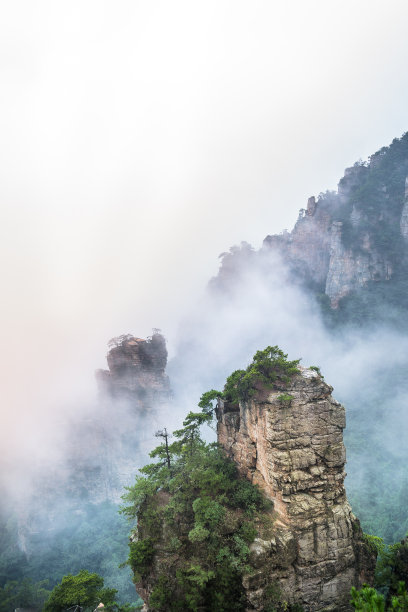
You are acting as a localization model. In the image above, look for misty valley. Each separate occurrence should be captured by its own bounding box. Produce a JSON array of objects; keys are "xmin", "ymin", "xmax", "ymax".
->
[{"xmin": 2, "ymin": 133, "xmax": 408, "ymax": 610}]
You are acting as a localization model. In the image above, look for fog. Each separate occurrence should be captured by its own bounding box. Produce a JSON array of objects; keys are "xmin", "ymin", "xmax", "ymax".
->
[
  {"xmin": 166, "ymin": 245, "xmax": 408, "ymax": 544},
  {"xmin": 170, "ymin": 245, "xmax": 408, "ymax": 426},
  {"xmin": 1, "ymin": 0, "xmax": 408, "ymax": 567}
]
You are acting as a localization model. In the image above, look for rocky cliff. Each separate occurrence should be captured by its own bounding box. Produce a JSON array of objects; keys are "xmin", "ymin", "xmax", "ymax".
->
[
  {"xmin": 217, "ymin": 366, "xmax": 375, "ymax": 611},
  {"xmin": 263, "ymin": 197, "xmax": 332, "ymax": 291},
  {"xmin": 96, "ymin": 332, "xmax": 171, "ymax": 409},
  {"xmin": 263, "ymin": 162, "xmax": 400, "ymax": 307},
  {"xmin": 211, "ymin": 133, "xmax": 408, "ymax": 310}
]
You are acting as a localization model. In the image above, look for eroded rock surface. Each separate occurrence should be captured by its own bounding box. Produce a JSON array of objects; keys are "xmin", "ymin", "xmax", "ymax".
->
[
  {"xmin": 217, "ymin": 367, "xmax": 375, "ymax": 611},
  {"xmin": 263, "ymin": 200, "xmax": 332, "ymax": 290},
  {"xmin": 264, "ymin": 182, "xmax": 396, "ymax": 307},
  {"xmin": 96, "ymin": 332, "xmax": 171, "ymax": 409},
  {"xmin": 325, "ymin": 222, "xmax": 393, "ymax": 307}
]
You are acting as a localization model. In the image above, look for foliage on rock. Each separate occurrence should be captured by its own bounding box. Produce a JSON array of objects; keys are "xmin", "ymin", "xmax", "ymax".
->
[
  {"xmin": 121, "ymin": 398, "xmax": 275, "ymax": 610},
  {"xmin": 277, "ymin": 393, "xmax": 294, "ymax": 407},
  {"xmin": 222, "ymin": 346, "xmax": 300, "ymax": 403},
  {"xmin": 194, "ymin": 347, "xmax": 300, "ymax": 413}
]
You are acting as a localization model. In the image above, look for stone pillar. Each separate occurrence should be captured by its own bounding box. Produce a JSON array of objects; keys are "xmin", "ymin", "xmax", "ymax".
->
[{"xmin": 217, "ymin": 367, "xmax": 376, "ymax": 611}]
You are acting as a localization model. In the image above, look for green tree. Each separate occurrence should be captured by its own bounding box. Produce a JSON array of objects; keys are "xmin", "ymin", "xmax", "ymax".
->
[
  {"xmin": 375, "ymin": 537, "xmax": 408, "ymax": 605},
  {"xmin": 152, "ymin": 428, "xmax": 173, "ymax": 471},
  {"xmin": 351, "ymin": 585, "xmax": 386, "ymax": 611},
  {"xmin": 223, "ymin": 346, "xmax": 300, "ymax": 403},
  {"xmin": 350, "ymin": 583, "xmax": 408, "ymax": 611},
  {"xmin": 42, "ymin": 569, "xmax": 117, "ymax": 612}
]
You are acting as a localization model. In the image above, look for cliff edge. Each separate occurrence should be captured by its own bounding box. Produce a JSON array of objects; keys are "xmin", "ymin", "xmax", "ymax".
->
[{"xmin": 217, "ymin": 366, "xmax": 375, "ymax": 611}]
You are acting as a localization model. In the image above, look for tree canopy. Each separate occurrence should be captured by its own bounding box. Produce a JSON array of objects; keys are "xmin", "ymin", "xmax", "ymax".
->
[{"xmin": 42, "ymin": 569, "xmax": 118, "ymax": 612}]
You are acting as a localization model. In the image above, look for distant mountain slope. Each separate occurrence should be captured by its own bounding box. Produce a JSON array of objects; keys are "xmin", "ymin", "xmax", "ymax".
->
[{"xmin": 212, "ymin": 132, "xmax": 408, "ymax": 328}]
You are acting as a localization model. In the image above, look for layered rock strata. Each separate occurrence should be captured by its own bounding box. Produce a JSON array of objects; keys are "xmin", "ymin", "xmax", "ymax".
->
[{"xmin": 217, "ymin": 367, "xmax": 375, "ymax": 611}]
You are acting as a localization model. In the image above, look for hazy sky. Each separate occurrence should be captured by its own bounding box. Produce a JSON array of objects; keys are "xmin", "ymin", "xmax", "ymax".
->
[{"xmin": 1, "ymin": 1, "xmax": 408, "ymax": 458}]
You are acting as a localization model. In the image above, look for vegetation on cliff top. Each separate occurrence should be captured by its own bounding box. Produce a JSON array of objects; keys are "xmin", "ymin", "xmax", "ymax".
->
[
  {"xmin": 197, "ymin": 345, "xmax": 300, "ymax": 411},
  {"xmin": 222, "ymin": 345, "xmax": 300, "ymax": 403}
]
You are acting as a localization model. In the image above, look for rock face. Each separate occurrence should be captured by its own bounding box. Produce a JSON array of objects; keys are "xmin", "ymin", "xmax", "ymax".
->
[
  {"xmin": 217, "ymin": 367, "xmax": 376, "ymax": 611},
  {"xmin": 95, "ymin": 332, "xmax": 171, "ymax": 409},
  {"xmin": 211, "ymin": 134, "xmax": 408, "ymax": 312},
  {"xmin": 263, "ymin": 201, "xmax": 332, "ymax": 290},
  {"xmin": 324, "ymin": 222, "xmax": 393, "ymax": 307},
  {"xmin": 263, "ymin": 182, "xmax": 396, "ymax": 307},
  {"xmin": 400, "ymin": 178, "xmax": 408, "ymax": 239}
]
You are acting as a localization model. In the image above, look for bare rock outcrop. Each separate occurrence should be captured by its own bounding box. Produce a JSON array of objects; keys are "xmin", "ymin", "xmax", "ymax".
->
[
  {"xmin": 263, "ymin": 199, "xmax": 332, "ymax": 289},
  {"xmin": 95, "ymin": 332, "xmax": 171, "ymax": 410},
  {"xmin": 264, "ymin": 187, "xmax": 396, "ymax": 307},
  {"xmin": 217, "ymin": 367, "xmax": 376, "ymax": 611}
]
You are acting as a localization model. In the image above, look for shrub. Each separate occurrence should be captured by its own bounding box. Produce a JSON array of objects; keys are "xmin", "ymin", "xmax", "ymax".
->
[
  {"xmin": 363, "ymin": 533, "xmax": 384, "ymax": 556},
  {"xmin": 277, "ymin": 393, "xmax": 294, "ymax": 407},
  {"xmin": 128, "ymin": 539, "xmax": 154, "ymax": 576},
  {"xmin": 42, "ymin": 570, "xmax": 117, "ymax": 612},
  {"xmin": 223, "ymin": 346, "xmax": 300, "ymax": 403},
  {"xmin": 188, "ymin": 525, "xmax": 210, "ymax": 543}
]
